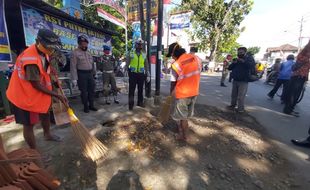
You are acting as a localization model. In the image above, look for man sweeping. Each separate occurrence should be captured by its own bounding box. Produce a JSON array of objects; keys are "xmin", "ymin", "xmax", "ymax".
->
[
  {"xmin": 6, "ymin": 29, "xmax": 67, "ymax": 150},
  {"xmin": 167, "ymin": 42, "xmax": 201, "ymax": 141}
]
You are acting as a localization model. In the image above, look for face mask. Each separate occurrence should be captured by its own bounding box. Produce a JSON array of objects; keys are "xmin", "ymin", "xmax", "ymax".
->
[
  {"xmin": 37, "ymin": 43, "xmax": 54, "ymax": 56},
  {"xmin": 237, "ymin": 53, "xmax": 245, "ymax": 58}
]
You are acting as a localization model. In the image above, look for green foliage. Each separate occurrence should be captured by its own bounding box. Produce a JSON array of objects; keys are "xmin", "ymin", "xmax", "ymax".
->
[
  {"xmin": 82, "ymin": 4, "xmax": 128, "ymax": 59},
  {"xmin": 44, "ymin": 0, "xmax": 63, "ymax": 8},
  {"xmin": 247, "ymin": 46, "xmax": 260, "ymax": 55},
  {"xmin": 181, "ymin": 0, "xmax": 253, "ymax": 61}
]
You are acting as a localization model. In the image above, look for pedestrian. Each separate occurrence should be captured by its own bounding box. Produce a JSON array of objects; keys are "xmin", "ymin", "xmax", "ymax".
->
[
  {"xmin": 97, "ymin": 45, "xmax": 119, "ymax": 104},
  {"xmin": 6, "ymin": 29, "xmax": 67, "ymax": 150},
  {"xmin": 126, "ymin": 39, "xmax": 150, "ymax": 110},
  {"xmin": 220, "ymin": 54, "xmax": 232, "ymax": 87},
  {"xmin": 283, "ymin": 40, "xmax": 310, "ymax": 116},
  {"xmin": 265, "ymin": 58, "xmax": 282, "ymax": 84},
  {"xmin": 227, "ymin": 47, "xmax": 255, "ymax": 112},
  {"xmin": 167, "ymin": 42, "xmax": 201, "ymax": 141},
  {"xmin": 70, "ymin": 34, "xmax": 98, "ymax": 113},
  {"xmin": 267, "ymin": 54, "xmax": 295, "ymax": 102}
]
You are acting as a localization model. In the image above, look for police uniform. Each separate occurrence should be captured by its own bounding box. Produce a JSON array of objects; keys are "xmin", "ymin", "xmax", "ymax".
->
[
  {"xmin": 128, "ymin": 51, "xmax": 149, "ymax": 110},
  {"xmin": 70, "ymin": 47, "xmax": 96, "ymax": 112},
  {"xmin": 97, "ymin": 46, "xmax": 119, "ymax": 104}
]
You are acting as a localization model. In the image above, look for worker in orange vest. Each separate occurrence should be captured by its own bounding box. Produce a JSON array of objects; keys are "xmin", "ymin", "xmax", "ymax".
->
[
  {"xmin": 6, "ymin": 29, "xmax": 67, "ymax": 150},
  {"xmin": 167, "ymin": 43, "xmax": 201, "ymax": 141}
]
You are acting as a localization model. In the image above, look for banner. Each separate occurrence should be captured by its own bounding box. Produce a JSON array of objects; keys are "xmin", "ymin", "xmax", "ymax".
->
[
  {"xmin": 93, "ymin": 0, "xmax": 125, "ymax": 17},
  {"xmin": 0, "ymin": 0, "xmax": 11, "ymax": 62},
  {"xmin": 97, "ymin": 8, "xmax": 126, "ymax": 29},
  {"xmin": 21, "ymin": 4, "xmax": 111, "ymax": 56},
  {"xmin": 127, "ymin": 0, "xmax": 158, "ymax": 23},
  {"xmin": 169, "ymin": 12, "xmax": 191, "ymax": 30}
]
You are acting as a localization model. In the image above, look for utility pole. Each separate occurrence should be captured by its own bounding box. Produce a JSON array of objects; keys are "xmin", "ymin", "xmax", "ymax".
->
[
  {"xmin": 298, "ymin": 16, "xmax": 304, "ymax": 53},
  {"xmin": 155, "ymin": 0, "xmax": 163, "ymax": 97},
  {"xmin": 145, "ymin": 0, "xmax": 151, "ymax": 98}
]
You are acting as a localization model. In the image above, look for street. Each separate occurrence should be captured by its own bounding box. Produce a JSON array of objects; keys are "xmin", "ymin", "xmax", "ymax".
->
[{"xmin": 159, "ymin": 72, "xmax": 310, "ymax": 182}]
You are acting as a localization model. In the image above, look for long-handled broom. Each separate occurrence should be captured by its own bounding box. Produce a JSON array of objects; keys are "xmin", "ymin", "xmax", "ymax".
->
[
  {"xmin": 67, "ymin": 108, "xmax": 108, "ymax": 161},
  {"xmin": 53, "ymin": 73, "xmax": 108, "ymax": 162},
  {"xmin": 157, "ymin": 96, "xmax": 173, "ymax": 123}
]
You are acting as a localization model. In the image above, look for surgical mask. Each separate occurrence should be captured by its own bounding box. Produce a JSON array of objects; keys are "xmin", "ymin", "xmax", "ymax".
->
[
  {"xmin": 81, "ymin": 47, "xmax": 88, "ymax": 51},
  {"xmin": 37, "ymin": 43, "xmax": 55, "ymax": 56}
]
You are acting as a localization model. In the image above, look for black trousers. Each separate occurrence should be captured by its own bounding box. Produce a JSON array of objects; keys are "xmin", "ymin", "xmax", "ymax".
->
[
  {"xmin": 77, "ymin": 70, "xmax": 95, "ymax": 108},
  {"xmin": 268, "ymin": 79, "xmax": 289, "ymax": 100},
  {"xmin": 283, "ymin": 76, "xmax": 306, "ymax": 114},
  {"xmin": 128, "ymin": 72, "xmax": 145, "ymax": 109}
]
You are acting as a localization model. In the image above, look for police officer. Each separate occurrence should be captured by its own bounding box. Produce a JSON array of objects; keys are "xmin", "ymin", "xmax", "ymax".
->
[
  {"xmin": 98, "ymin": 45, "xmax": 119, "ymax": 104},
  {"xmin": 70, "ymin": 35, "xmax": 98, "ymax": 113},
  {"xmin": 126, "ymin": 39, "xmax": 150, "ymax": 110}
]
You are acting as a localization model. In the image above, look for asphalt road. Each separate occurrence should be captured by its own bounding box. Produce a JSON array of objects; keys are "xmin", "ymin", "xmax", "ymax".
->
[{"xmin": 158, "ymin": 72, "xmax": 310, "ymax": 182}]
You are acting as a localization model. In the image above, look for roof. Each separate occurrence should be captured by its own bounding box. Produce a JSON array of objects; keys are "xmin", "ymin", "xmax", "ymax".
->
[
  {"xmin": 266, "ymin": 44, "xmax": 298, "ymax": 53},
  {"xmin": 10, "ymin": 0, "xmax": 119, "ymax": 36}
]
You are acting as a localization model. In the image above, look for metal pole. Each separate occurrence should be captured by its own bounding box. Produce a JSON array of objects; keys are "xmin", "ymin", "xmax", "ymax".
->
[
  {"xmin": 155, "ymin": 0, "xmax": 163, "ymax": 96},
  {"xmin": 145, "ymin": 0, "xmax": 151, "ymax": 98}
]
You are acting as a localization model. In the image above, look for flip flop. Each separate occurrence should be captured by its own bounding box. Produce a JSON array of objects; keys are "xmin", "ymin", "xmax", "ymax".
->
[{"xmin": 44, "ymin": 134, "xmax": 63, "ymax": 142}]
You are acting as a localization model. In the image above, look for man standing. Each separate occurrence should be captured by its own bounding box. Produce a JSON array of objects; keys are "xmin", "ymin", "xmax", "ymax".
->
[
  {"xmin": 221, "ymin": 54, "xmax": 232, "ymax": 87},
  {"xmin": 283, "ymin": 40, "xmax": 310, "ymax": 116},
  {"xmin": 97, "ymin": 45, "xmax": 119, "ymax": 104},
  {"xmin": 228, "ymin": 47, "xmax": 255, "ymax": 113},
  {"xmin": 126, "ymin": 39, "xmax": 150, "ymax": 110},
  {"xmin": 167, "ymin": 42, "xmax": 201, "ymax": 141},
  {"xmin": 70, "ymin": 35, "xmax": 97, "ymax": 113},
  {"xmin": 267, "ymin": 54, "xmax": 295, "ymax": 102},
  {"xmin": 6, "ymin": 29, "xmax": 67, "ymax": 149}
]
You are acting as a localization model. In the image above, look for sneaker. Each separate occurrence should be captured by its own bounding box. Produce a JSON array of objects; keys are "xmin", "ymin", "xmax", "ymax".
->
[{"xmin": 220, "ymin": 83, "xmax": 227, "ymax": 87}]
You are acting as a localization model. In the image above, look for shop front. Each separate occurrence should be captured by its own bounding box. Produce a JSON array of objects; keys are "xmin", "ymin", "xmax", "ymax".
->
[{"xmin": 5, "ymin": 0, "xmax": 119, "ymax": 97}]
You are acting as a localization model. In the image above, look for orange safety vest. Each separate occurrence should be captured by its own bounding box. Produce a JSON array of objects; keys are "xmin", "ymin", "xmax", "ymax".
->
[
  {"xmin": 172, "ymin": 53, "xmax": 201, "ymax": 99},
  {"xmin": 6, "ymin": 44, "xmax": 52, "ymax": 113}
]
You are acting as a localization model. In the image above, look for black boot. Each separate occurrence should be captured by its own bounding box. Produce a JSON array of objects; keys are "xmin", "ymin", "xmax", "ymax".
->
[
  {"xmin": 291, "ymin": 137, "xmax": 310, "ymax": 148},
  {"xmin": 84, "ymin": 105, "xmax": 89, "ymax": 113},
  {"xmin": 114, "ymin": 96, "xmax": 119, "ymax": 104}
]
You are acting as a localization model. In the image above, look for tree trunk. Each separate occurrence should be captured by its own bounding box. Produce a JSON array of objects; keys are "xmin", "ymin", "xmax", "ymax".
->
[{"xmin": 209, "ymin": 28, "xmax": 220, "ymax": 61}]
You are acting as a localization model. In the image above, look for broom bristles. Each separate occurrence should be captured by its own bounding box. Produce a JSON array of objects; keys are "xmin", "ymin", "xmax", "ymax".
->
[{"xmin": 70, "ymin": 120, "xmax": 108, "ymax": 162}]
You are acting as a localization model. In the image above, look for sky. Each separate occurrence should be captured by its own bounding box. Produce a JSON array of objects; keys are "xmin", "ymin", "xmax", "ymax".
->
[{"xmin": 237, "ymin": 0, "xmax": 310, "ymax": 58}]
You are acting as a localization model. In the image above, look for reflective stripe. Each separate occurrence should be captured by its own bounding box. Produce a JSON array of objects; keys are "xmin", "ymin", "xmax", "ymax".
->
[
  {"xmin": 177, "ymin": 70, "xmax": 200, "ymax": 81},
  {"xmin": 20, "ymin": 57, "xmax": 37, "ymax": 61},
  {"xmin": 172, "ymin": 62, "xmax": 182, "ymax": 73}
]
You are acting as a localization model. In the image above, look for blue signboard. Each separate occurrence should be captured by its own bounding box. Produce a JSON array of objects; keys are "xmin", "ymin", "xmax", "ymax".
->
[
  {"xmin": 0, "ymin": 0, "xmax": 12, "ymax": 62},
  {"xmin": 21, "ymin": 4, "xmax": 111, "ymax": 56},
  {"xmin": 169, "ymin": 12, "xmax": 191, "ymax": 30}
]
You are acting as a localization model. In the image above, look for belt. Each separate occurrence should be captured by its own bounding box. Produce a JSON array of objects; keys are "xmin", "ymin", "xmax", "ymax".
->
[
  {"xmin": 77, "ymin": 69, "xmax": 93, "ymax": 73},
  {"xmin": 103, "ymin": 70, "xmax": 114, "ymax": 73}
]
